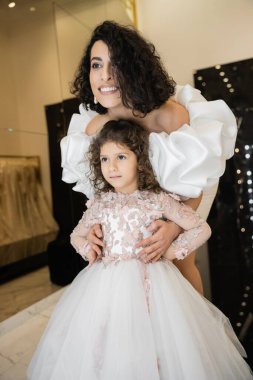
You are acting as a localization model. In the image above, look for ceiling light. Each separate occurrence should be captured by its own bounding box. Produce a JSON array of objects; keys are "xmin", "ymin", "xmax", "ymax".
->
[{"xmin": 8, "ymin": 2, "xmax": 16, "ymax": 8}]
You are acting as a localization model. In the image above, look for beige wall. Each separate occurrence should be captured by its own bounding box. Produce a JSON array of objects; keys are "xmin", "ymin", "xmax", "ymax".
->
[
  {"xmin": 0, "ymin": 8, "xmax": 20, "ymax": 155},
  {"xmin": 136, "ymin": 0, "xmax": 253, "ymax": 85}
]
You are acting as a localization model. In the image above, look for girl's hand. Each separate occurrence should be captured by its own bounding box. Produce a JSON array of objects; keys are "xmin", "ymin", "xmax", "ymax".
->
[
  {"xmin": 136, "ymin": 220, "xmax": 182, "ymax": 263},
  {"xmin": 87, "ymin": 224, "xmax": 105, "ymax": 255}
]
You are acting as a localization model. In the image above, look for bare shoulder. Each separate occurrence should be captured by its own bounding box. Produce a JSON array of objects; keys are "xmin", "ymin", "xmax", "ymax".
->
[
  {"xmin": 86, "ymin": 114, "xmax": 110, "ymax": 136},
  {"xmin": 154, "ymin": 100, "xmax": 190, "ymax": 133}
]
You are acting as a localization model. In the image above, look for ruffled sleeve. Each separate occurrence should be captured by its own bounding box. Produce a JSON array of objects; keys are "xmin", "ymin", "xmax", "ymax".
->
[
  {"xmin": 60, "ymin": 105, "xmax": 97, "ymax": 199},
  {"xmin": 149, "ymin": 84, "xmax": 237, "ymax": 198},
  {"xmin": 61, "ymin": 85, "xmax": 237, "ymax": 200}
]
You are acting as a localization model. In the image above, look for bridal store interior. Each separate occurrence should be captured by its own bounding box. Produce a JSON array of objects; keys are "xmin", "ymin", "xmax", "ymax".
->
[{"xmin": 0, "ymin": 0, "xmax": 253, "ymax": 378}]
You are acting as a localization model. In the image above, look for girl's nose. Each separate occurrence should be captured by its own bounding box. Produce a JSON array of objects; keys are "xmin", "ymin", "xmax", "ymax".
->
[{"xmin": 109, "ymin": 160, "xmax": 117, "ymax": 171}]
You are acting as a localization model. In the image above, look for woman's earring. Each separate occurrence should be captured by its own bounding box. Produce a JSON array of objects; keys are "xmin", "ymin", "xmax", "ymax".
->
[{"xmin": 94, "ymin": 96, "xmax": 98, "ymax": 104}]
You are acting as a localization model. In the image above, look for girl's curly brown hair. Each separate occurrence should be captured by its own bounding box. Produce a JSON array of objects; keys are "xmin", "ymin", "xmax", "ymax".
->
[
  {"xmin": 88, "ymin": 119, "xmax": 162, "ymax": 194},
  {"xmin": 71, "ymin": 20, "xmax": 176, "ymax": 116}
]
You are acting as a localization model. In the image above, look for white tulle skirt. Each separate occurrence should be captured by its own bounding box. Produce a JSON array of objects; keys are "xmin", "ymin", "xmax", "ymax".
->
[{"xmin": 27, "ymin": 259, "xmax": 252, "ymax": 380}]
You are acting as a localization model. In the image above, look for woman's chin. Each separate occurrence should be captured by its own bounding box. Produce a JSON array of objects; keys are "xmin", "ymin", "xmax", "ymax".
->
[{"xmin": 97, "ymin": 96, "xmax": 122, "ymax": 110}]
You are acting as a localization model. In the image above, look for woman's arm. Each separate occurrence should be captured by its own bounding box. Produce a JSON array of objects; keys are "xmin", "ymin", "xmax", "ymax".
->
[
  {"xmin": 85, "ymin": 114, "xmax": 110, "ymax": 136},
  {"xmin": 154, "ymin": 99, "xmax": 190, "ymax": 133},
  {"xmin": 183, "ymin": 193, "xmax": 202, "ymax": 211},
  {"xmin": 136, "ymin": 91, "xmax": 202, "ymax": 261}
]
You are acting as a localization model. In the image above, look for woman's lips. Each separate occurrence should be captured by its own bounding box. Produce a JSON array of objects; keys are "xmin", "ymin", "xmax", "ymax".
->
[{"xmin": 99, "ymin": 86, "xmax": 119, "ymax": 94}]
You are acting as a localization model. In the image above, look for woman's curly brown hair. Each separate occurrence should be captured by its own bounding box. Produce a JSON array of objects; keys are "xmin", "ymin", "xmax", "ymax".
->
[
  {"xmin": 71, "ymin": 20, "xmax": 176, "ymax": 116},
  {"xmin": 88, "ymin": 119, "xmax": 162, "ymax": 194}
]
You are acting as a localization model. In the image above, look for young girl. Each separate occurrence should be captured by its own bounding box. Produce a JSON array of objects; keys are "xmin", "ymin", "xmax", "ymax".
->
[
  {"xmin": 61, "ymin": 20, "xmax": 237, "ymax": 293},
  {"xmin": 28, "ymin": 120, "xmax": 252, "ymax": 380}
]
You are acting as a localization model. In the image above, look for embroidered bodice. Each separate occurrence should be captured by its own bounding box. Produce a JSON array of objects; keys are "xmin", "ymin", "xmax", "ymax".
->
[{"xmin": 70, "ymin": 191, "xmax": 211, "ymax": 261}]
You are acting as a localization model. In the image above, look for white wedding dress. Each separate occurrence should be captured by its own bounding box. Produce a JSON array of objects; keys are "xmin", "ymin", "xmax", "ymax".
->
[
  {"xmin": 27, "ymin": 191, "xmax": 252, "ymax": 379},
  {"xmin": 60, "ymin": 84, "xmax": 237, "ymax": 219}
]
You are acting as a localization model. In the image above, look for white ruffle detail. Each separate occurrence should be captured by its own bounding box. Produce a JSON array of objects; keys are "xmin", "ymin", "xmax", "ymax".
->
[
  {"xmin": 60, "ymin": 85, "xmax": 237, "ymax": 199},
  {"xmin": 149, "ymin": 84, "xmax": 237, "ymax": 197},
  {"xmin": 60, "ymin": 105, "xmax": 96, "ymax": 199}
]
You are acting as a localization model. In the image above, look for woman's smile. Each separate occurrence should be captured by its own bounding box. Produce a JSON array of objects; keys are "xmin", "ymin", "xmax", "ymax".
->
[{"xmin": 99, "ymin": 85, "xmax": 119, "ymax": 94}]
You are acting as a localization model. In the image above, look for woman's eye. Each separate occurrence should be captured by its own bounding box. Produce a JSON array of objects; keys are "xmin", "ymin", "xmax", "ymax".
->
[
  {"xmin": 91, "ymin": 62, "xmax": 102, "ymax": 70},
  {"xmin": 118, "ymin": 155, "xmax": 126, "ymax": 160},
  {"xmin": 101, "ymin": 157, "xmax": 108, "ymax": 163}
]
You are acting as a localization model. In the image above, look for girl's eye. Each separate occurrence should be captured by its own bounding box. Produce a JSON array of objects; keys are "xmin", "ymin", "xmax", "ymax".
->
[
  {"xmin": 118, "ymin": 155, "xmax": 126, "ymax": 160},
  {"xmin": 101, "ymin": 157, "xmax": 108, "ymax": 163},
  {"xmin": 91, "ymin": 62, "xmax": 102, "ymax": 70}
]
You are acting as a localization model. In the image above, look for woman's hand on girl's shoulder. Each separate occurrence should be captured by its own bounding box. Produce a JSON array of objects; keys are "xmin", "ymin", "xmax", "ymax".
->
[{"xmin": 86, "ymin": 114, "xmax": 110, "ymax": 136}]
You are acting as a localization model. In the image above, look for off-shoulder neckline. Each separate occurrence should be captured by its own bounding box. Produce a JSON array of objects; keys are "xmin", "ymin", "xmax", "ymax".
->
[{"xmin": 81, "ymin": 84, "xmax": 200, "ymax": 138}]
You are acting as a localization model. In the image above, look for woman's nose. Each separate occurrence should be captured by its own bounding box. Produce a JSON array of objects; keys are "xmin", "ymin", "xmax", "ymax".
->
[{"xmin": 101, "ymin": 64, "xmax": 112, "ymax": 81}]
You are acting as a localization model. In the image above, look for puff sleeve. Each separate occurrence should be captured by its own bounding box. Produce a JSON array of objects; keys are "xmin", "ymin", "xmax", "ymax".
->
[
  {"xmin": 149, "ymin": 84, "xmax": 237, "ymax": 198},
  {"xmin": 60, "ymin": 105, "xmax": 96, "ymax": 199},
  {"xmin": 61, "ymin": 85, "xmax": 237, "ymax": 200}
]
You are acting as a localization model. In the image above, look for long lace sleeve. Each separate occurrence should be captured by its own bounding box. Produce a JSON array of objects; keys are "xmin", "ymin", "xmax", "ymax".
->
[
  {"xmin": 161, "ymin": 193, "xmax": 211, "ymax": 260},
  {"xmin": 70, "ymin": 198, "xmax": 101, "ymax": 260}
]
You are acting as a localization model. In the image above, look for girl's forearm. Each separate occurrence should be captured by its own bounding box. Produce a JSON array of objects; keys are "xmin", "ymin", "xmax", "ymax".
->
[
  {"xmin": 165, "ymin": 221, "xmax": 211, "ymax": 260},
  {"xmin": 165, "ymin": 193, "xmax": 203, "ymax": 242}
]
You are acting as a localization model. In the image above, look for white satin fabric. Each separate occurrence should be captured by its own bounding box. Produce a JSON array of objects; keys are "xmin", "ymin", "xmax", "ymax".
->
[
  {"xmin": 61, "ymin": 108, "xmax": 96, "ymax": 199},
  {"xmin": 60, "ymin": 84, "xmax": 237, "ymax": 215},
  {"xmin": 149, "ymin": 85, "xmax": 237, "ymax": 198}
]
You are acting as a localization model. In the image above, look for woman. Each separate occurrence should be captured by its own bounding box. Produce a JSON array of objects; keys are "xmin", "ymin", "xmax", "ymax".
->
[{"xmin": 61, "ymin": 21, "xmax": 237, "ymax": 294}]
